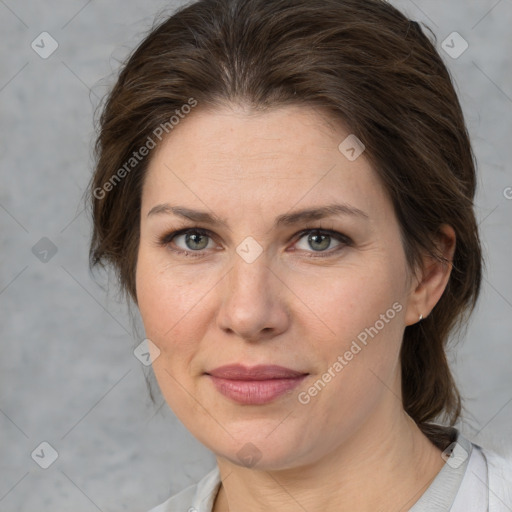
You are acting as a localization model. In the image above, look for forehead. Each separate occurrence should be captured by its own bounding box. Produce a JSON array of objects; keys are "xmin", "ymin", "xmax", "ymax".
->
[
  {"xmin": 149, "ymin": 105, "xmax": 347, "ymax": 174},
  {"xmin": 142, "ymin": 105, "xmax": 392, "ymax": 224}
]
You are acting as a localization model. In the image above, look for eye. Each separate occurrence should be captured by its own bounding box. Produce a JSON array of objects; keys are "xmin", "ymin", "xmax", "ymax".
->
[
  {"xmin": 158, "ymin": 228, "xmax": 215, "ymax": 257},
  {"xmin": 292, "ymin": 228, "xmax": 351, "ymax": 257},
  {"xmin": 157, "ymin": 226, "xmax": 352, "ymax": 258}
]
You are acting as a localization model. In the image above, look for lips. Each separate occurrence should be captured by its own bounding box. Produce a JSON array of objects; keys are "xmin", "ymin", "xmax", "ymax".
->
[
  {"xmin": 205, "ymin": 364, "xmax": 309, "ymax": 405},
  {"xmin": 206, "ymin": 364, "xmax": 307, "ymax": 380}
]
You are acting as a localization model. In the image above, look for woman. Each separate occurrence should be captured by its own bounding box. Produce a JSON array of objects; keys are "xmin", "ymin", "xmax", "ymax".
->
[{"xmin": 87, "ymin": 0, "xmax": 512, "ymax": 510}]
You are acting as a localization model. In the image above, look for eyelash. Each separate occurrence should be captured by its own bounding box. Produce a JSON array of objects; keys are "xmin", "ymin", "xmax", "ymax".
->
[{"xmin": 156, "ymin": 225, "xmax": 353, "ymax": 259}]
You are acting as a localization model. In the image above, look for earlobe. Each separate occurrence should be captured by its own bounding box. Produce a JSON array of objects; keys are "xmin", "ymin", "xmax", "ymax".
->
[{"xmin": 404, "ymin": 224, "xmax": 456, "ymax": 326}]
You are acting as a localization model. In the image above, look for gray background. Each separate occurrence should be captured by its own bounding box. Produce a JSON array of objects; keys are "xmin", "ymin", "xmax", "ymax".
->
[{"xmin": 1, "ymin": 0, "xmax": 511, "ymax": 511}]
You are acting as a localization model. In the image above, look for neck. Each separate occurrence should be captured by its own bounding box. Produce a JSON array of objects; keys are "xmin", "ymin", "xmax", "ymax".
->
[{"xmin": 212, "ymin": 402, "xmax": 445, "ymax": 512}]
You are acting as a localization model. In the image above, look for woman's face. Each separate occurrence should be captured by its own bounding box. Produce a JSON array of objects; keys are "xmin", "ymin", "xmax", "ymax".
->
[{"xmin": 136, "ymin": 105, "xmax": 421, "ymax": 470}]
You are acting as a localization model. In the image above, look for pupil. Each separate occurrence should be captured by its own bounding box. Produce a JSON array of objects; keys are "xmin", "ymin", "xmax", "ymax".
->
[
  {"xmin": 310, "ymin": 233, "xmax": 329, "ymax": 251},
  {"xmin": 187, "ymin": 233, "xmax": 208, "ymax": 250}
]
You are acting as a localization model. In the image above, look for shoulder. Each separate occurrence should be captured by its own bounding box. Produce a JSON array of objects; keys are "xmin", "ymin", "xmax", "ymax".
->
[
  {"xmin": 437, "ymin": 427, "xmax": 512, "ymax": 511},
  {"xmin": 479, "ymin": 445, "xmax": 512, "ymax": 510},
  {"xmin": 146, "ymin": 466, "xmax": 222, "ymax": 512}
]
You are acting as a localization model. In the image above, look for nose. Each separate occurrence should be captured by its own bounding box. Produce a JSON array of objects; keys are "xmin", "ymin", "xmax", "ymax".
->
[{"xmin": 216, "ymin": 253, "xmax": 290, "ymax": 342}]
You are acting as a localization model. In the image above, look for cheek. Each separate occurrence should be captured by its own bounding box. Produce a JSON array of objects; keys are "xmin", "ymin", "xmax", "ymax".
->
[
  {"xmin": 292, "ymin": 254, "xmax": 408, "ymax": 402},
  {"xmin": 292, "ymin": 262, "xmax": 407, "ymax": 424},
  {"xmin": 135, "ymin": 253, "xmax": 205, "ymax": 413},
  {"xmin": 136, "ymin": 248, "xmax": 206, "ymax": 337},
  {"xmin": 294, "ymin": 255, "xmax": 406, "ymax": 343},
  {"xmin": 135, "ymin": 253, "xmax": 188, "ymax": 367}
]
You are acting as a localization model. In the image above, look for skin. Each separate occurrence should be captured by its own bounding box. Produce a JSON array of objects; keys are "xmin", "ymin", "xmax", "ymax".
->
[{"xmin": 135, "ymin": 104, "xmax": 456, "ymax": 512}]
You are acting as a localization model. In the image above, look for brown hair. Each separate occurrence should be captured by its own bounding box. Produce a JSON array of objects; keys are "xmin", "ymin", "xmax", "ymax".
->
[{"xmin": 87, "ymin": 0, "xmax": 482, "ymax": 444}]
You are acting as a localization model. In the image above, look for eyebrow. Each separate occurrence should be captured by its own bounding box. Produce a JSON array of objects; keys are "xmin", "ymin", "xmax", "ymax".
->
[{"xmin": 147, "ymin": 203, "xmax": 369, "ymax": 229}]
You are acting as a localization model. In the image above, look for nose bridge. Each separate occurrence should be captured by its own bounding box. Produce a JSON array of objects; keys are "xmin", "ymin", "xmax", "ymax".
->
[
  {"xmin": 217, "ymin": 245, "xmax": 286, "ymax": 339},
  {"xmin": 228, "ymin": 229, "xmax": 270, "ymax": 285},
  {"xmin": 227, "ymin": 247, "xmax": 273, "ymax": 308}
]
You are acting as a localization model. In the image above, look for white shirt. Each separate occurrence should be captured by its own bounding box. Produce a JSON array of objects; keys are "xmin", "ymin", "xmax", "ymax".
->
[{"xmin": 147, "ymin": 429, "xmax": 512, "ymax": 511}]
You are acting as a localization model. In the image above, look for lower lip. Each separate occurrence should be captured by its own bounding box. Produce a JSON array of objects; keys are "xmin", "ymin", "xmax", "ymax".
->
[{"xmin": 207, "ymin": 375, "xmax": 308, "ymax": 405}]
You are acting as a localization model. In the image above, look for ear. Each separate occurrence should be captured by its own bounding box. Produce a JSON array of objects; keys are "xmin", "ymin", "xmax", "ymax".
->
[{"xmin": 404, "ymin": 224, "xmax": 456, "ymax": 326}]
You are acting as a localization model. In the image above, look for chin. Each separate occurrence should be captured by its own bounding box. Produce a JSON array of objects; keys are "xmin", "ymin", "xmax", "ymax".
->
[{"xmin": 209, "ymin": 431, "xmax": 311, "ymax": 471}]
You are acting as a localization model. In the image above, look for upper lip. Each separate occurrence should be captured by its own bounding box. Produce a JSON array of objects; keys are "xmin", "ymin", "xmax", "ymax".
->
[{"xmin": 206, "ymin": 364, "xmax": 308, "ymax": 380}]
